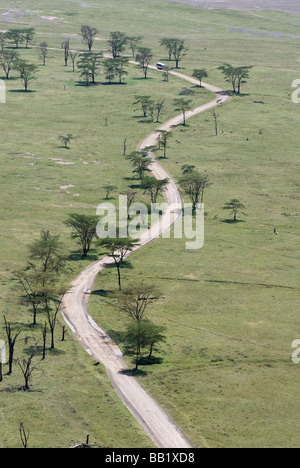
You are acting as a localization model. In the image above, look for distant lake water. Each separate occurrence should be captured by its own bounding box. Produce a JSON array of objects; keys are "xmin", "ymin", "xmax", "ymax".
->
[{"xmin": 163, "ymin": 0, "xmax": 300, "ymax": 15}]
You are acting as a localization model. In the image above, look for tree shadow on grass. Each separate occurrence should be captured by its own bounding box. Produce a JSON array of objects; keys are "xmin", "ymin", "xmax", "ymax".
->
[
  {"xmin": 68, "ymin": 250, "xmax": 99, "ymax": 262},
  {"xmin": 123, "ymin": 176, "xmax": 137, "ymax": 181},
  {"xmin": 119, "ymin": 368, "xmax": 148, "ymax": 377},
  {"xmin": 91, "ymin": 289, "xmax": 115, "ymax": 298},
  {"xmin": 9, "ymin": 89, "xmax": 37, "ymax": 93},
  {"xmin": 220, "ymin": 219, "xmax": 246, "ymax": 224},
  {"xmin": 0, "ymin": 76, "xmax": 19, "ymax": 81},
  {"xmin": 224, "ymin": 90, "xmax": 250, "ymax": 98},
  {"xmin": 25, "ymin": 345, "xmax": 66, "ymax": 357},
  {"xmin": 0, "ymin": 385, "xmax": 44, "ymax": 394},
  {"xmin": 138, "ymin": 356, "xmax": 164, "ymax": 366},
  {"xmin": 156, "ymin": 155, "xmax": 168, "ymax": 160},
  {"xmin": 106, "ymin": 328, "xmax": 127, "ymax": 344}
]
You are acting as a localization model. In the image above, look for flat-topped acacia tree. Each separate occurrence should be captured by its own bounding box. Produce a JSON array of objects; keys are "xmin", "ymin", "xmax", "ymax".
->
[
  {"xmin": 14, "ymin": 60, "xmax": 38, "ymax": 91},
  {"xmin": 64, "ymin": 213, "xmax": 99, "ymax": 257},
  {"xmin": 192, "ymin": 69, "xmax": 208, "ymax": 87},
  {"xmin": 223, "ymin": 199, "xmax": 246, "ymax": 222},
  {"xmin": 0, "ymin": 50, "xmax": 19, "ymax": 79},
  {"xmin": 218, "ymin": 63, "xmax": 252, "ymax": 95},
  {"xmin": 97, "ymin": 237, "xmax": 139, "ymax": 290}
]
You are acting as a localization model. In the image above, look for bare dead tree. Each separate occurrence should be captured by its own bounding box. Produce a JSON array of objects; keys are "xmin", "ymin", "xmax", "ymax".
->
[
  {"xmin": 17, "ymin": 343, "xmax": 39, "ymax": 391},
  {"xmin": 80, "ymin": 25, "xmax": 99, "ymax": 52},
  {"xmin": 3, "ymin": 315, "xmax": 21, "ymax": 375},
  {"xmin": 43, "ymin": 293, "xmax": 63, "ymax": 350},
  {"xmin": 61, "ymin": 38, "xmax": 70, "ymax": 66},
  {"xmin": 69, "ymin": 50, "xmax": 78, "ymax": 72},
  {"xmin": 40, "ymin": 41, "xmax": 48, "ymax": 66}
]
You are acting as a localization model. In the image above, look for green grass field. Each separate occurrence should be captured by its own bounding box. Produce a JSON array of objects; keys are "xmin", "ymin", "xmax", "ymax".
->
[{"xmin": 0, "ymin": 0, "xmax": 299, "ymax": 448}]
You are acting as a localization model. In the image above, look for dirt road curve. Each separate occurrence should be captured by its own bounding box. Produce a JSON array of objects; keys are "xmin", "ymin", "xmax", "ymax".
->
[{"xmin": 61, "ymin": 68, "xmax": 230, "ymax": 448}]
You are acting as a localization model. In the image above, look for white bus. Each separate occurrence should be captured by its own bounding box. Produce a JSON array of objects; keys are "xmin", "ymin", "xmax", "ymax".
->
[{"xmin": 156, "ymin": 62, "xmax": 167, "ymax": 71}]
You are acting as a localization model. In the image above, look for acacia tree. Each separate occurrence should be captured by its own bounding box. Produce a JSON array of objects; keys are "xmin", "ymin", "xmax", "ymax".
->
[
  {"xmin": 127, "ymin": 36, "xmax": 143, "ymax": 58},
  {"xmin": 81, "ymin": 25, "xmax": 99, "ymax": 52},
  {"xmin": 114, "ymin": 57, "xmax": 129, "ymax": 83},
  {"xmin": 14, "ymin": 60, "xmax": 38, "ymax": 91},
  {"xmin": 78, "ymin": 52, "xmax": 102, "ymax": 85},
  {"xmin": 122, "ymin": 190, "xmax": 137, "ymax": 219},
  {"xmin": 107, "ymin": 31, "xmax": 128, "ymax": 59},
  {"xmin": 27, "ymin": 230, "xmax": 65, "ymax": 287},
  {"xmin": 192, "ymin": 68, "xmax": 208, "ymax": 87},
  {"xmin": 218, "ymin": 63, "xmax": 252, "ymax": 95},
  {"xmin": 136, "ymin": 47, "xmax": 153, "ymax": 79},
  {"xmin": 172, "ymin": 39, "xmax": 188, "ymax": 68},
  {"xmin": 87, "ymin": 52, "xmax": 102, "ymax": 83},
  {"xmin": 223, "ymin": 199, "xmax": 246, "ymax": 221},
  {"xmin": 141, "ymin": 177, "xmax": 169, "ymax": 204},
  {"xmin": 133, "ymin": 95, "xmax": 153, "ymax": 118},
  {"xmin": 0, "ymin": 50, "xmax": 19, "ymax": 79},
  {"xmin": 153, "ymin": 99, "xmax": 165, "ymax": 123},
  {"xmin": 58, "ymin": 133, "xmax": 74, "ymax": 148},
  {"xmin": 97, "ymin": 238, "xmax": 139, "ymax": 290},
  {"xmin": 127, "ymin": 150, "xmax": 153, "ymax": 180},
  {"xmin": 23, "ymin": 28, "xmax": 35, "ymax": 48},
  {"xmin": 124, "ymin": 320, "xmax": 166, "ymax": 370},
  {"xmin": 156, "ymin": 130, "xmax": 172, "ymax": 158},
  {"xmin": 103, "ymin": 58, "xmax": 116, "ymax": 83},
  {"xmin": 103, "ymin": 185, "xmax": 117, "ymax": 199},
  {"xmin": 13, "ymin": 269, "xmax": 41, "ymax": 325},
  {"xmin": 173, "ymin": 98, "xmax": 192, "ymax": 126},
  {"xmin": 119, "ymin": 283, "xmax": 159, "ymax": 323},
  {"xmin": 160, "ymin": 37, "xmax": 177, "ymax": 61},
  {"xmin": 64, "ymin": 213, "xmax": 99, "ymax": 257},
  {"xmin": 179, "ymin": 171, "xmax": 209, "ymax": 212},
  {"xmin": 5, "ymin": 29, "xmax": 25, "ymax": 48}
]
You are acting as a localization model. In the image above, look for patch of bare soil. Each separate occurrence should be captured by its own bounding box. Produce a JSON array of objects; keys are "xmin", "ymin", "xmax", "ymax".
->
[{"xmin": 0, "ymin": 8, "xmax": 27, "ymax": 23}]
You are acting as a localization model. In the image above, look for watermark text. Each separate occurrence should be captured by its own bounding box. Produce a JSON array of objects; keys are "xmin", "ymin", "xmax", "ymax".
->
[
  {"xmin": 291, "ymin": 339, "xmax": 300, "ymax": 364},
  {"xmin": 96, "ymin": 195, "xmax": 204, "ymax": 250},
  {"xmin": 0, "ymin": 340, "xmax": 6, "ymax": 364}
]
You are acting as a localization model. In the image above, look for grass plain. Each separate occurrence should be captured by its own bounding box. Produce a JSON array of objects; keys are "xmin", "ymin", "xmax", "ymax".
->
[{"xmin": 0, "ymin": 0, "xmax": 299, "ymax": 448}]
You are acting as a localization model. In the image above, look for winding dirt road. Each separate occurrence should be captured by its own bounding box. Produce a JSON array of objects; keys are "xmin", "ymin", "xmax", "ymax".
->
[{"xmin": 61, "ymin": 67, "xmax": 230, "ymax": 448}]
